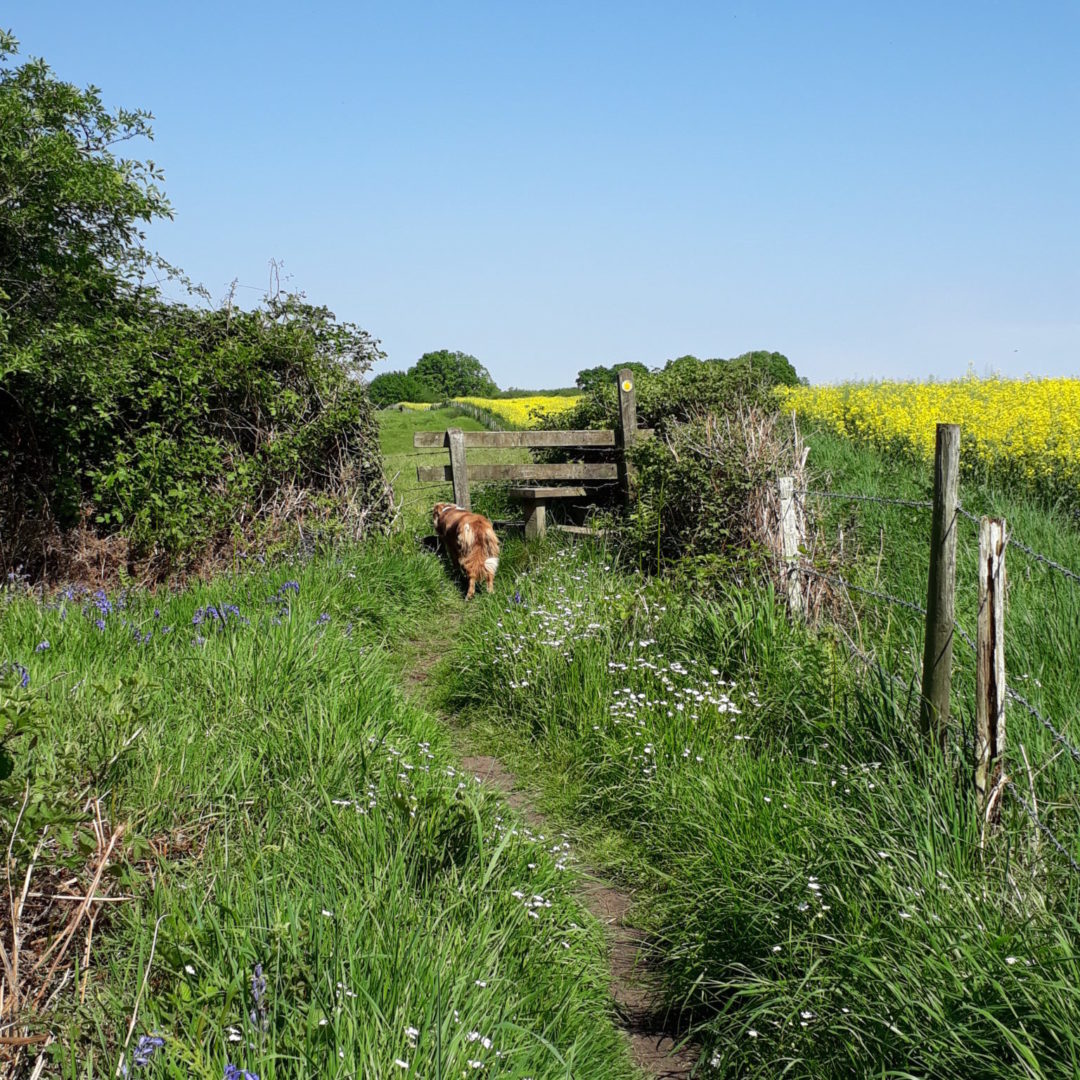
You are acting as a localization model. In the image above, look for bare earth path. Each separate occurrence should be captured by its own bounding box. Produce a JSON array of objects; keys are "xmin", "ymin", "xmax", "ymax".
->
[{"xmin": 403, "ymin": 620, "xmax": 696, "ymax": 1079}]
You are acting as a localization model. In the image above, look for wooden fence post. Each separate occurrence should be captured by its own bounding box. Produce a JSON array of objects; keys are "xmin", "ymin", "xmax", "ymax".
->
[
  {"xmin": 975, "ymin": 516, "xmax": 1006, "ymax": 812},
  {"xmin": 777, "ymin": 476, "xmax": 805, "ymax": 617},
  {"xmin": 616, "ymin": 369, "xmax": 638, "ymax": 506},
  {"xmin": 919, "ymin": 423, "xmax": 961, "ymax": 749},
  {"xmin": 447, "ymin": 428, "xmax": 471, "ymax": 511}
]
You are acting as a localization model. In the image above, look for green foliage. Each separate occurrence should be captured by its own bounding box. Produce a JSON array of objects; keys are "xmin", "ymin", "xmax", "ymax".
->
[
  {"xmin": 410, "ymin": 349, "xmax": 498, "ymax": 398},
  {"xmin": 574, "ymin": 362, "xmax": 649, "ymax": 394},
  {"xmin": 440, "ymin": 541, "xmax": 1080, "ymax": 1079},
  {"xmin": 553, "ymin": 351, "xmax": 801, "ymax": 566},
  {"xmin": 1, "ymin": 545, "xmax": 636, "ymax": 1076},
  {"xmin": 367, "ymin": 369, "xmax": 438, "ymax": 407},
  {"xmin": 0, "ymin": 34, "xmax": 392, "ymax": 576}
]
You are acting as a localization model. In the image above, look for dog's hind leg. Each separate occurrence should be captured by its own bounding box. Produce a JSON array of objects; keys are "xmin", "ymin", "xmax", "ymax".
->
[
  {"xmin": 484, "ymin": 569, "xmax": 495, "ymax": 593},
  {"xmin": 465, "ymin": 576, "xmax": 477, "ymax": 600}
]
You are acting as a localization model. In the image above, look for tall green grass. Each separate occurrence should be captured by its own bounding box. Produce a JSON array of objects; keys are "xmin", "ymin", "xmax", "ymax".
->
[
  {"xmin": 799, "ymin": 428, "xmax": 1080, "ymax": 864},
  {"xmin": 438, "ymin": 537, "xmax": 1080, "ymax": 1078},
  {"xmin": 1, "ymin": 542, "xmax": 635, "ymax": 1078}
]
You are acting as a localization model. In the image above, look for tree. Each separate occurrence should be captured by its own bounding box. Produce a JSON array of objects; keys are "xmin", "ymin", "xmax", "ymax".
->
[
  {"xmin": 575, "ymin": 362, "xmax": 650, "ymax": 394},
  {"xmin": 367, "ymin": 370, "xmax": 437, "ymax": 407},
  {"xmin": 411, "ymin": 350, "xmax": 498, "ymax": 398},
  {"xmin": 0, "ymin": 34, "xmax": 392, "ymax": 574},
  {"xmin": 0, "ymin": 30, "xmax": 175, "ymax": 347}
]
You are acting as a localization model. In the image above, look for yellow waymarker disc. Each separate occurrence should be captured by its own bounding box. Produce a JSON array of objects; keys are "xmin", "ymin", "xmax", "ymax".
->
[{"xmin": 622, "ymin": 380, "xmax": 633, "ymax": 392}]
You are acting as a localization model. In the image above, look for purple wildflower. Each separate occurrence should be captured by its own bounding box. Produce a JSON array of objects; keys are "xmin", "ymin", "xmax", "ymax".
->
[
  {"xmin": 162, "ymin": 625, "xmax": 173, "ymax": 635},
  {"xmin": 131, "ymin": 1033, "xmax": 165, "ymax": 1066},
  {"xmin": 95, "ymin": 618, "xmax": 106, "ymax": 632},
  {"xmin": 153, "ymin": 608, "xmax": 161, "ymax": 619},
  {"xmin": 224, "ymin": 1065, "xmax": 259, "ymax": 1080},
  {"xmin": 279, "ymin": 581, "xmax": 300, "ymax": 595},
  {"xmin": 250, "ymin": 962, "xmax": 268, "ymax": 1030},
  {"xmin": 193, "ymin": 634, "xmax": 206, "ymax": 648},
  {"xmin": 35, "ymin": 640, "xmax": 50, "ymax": 652},
  {"xmin": 192, "ymin": 608, "xmax": 205, "ymax": 627},
  {"xmin": 316, "ymin": 613, "xmax": 330, "ymax": 625}
]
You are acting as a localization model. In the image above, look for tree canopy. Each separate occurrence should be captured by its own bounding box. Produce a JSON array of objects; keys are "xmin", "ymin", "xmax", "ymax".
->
[
  {"xmin": 575, "ymin": 362, "xmax": 650, "ymax": 393},
  {"xmin": 0, "ymin": 33, "xmax": 392, "ymax": 578},
  {"xmin": 411, "ymin": 350, "xmax": 498, "ymax": 398}
]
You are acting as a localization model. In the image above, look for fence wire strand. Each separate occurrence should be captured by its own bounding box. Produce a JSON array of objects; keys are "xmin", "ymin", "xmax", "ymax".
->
[
  {"xmin": 958, "ymin": 505, "xmax": 1080, "ymax": 586},
  {"xmin": 797, "ymin": 564, "xmax": 929, "ymax": 617},
  {"xmin": 797, "ymin": 489, "xmax": 934, "ymax": 511},
  {"xmin": 1006, "ymin": 687, "xmax": 1080, "ymax": 767},
  {"xmin": 1005, "ymin": 783, "xmax": 1080, "ymax": 876}
]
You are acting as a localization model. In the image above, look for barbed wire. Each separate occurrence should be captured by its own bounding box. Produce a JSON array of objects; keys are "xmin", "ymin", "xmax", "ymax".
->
[
  {"xmin": 796, "ymin": 564, "xmax": 929, "ymax": 617},
  {"xmin": 953, "ymin": 621, "xmax": 977, "ymax": 655},
  {"xmin": 957, "ymin": 505, "xmax": 1080, "ymax": 586},
  {"xmin": 1005, "ymin": 782, "xmax": 1080, "ymax": 876},
  {"xmin": 1006, "ymin": 687, "xmax": 1080, "ymax": 766},
  {"xmin": 797, "ymin": 489, "xmax": 934, "ymax": 511},
  {"xmin": 1004, "ymin": 533, "xmax": 1080, "ymax": 586}
]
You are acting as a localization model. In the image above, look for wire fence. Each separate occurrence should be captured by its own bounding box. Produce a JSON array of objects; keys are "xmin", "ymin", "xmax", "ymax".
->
[{"xmin": 791, "ymin": 484, "xmax": 1080, "ymax": 876}]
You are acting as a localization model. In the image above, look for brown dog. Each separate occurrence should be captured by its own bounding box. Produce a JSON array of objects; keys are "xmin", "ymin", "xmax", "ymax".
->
[{"xmin": 432, "ymin": 503, "xmax": 500, "ymax": 599}]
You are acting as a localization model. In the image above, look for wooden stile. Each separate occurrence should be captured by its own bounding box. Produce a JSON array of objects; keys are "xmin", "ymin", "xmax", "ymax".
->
[
  {"xmin": 975, "ymin": 516, "xmax": 1007, "ymax": 812},
  {"xmin": 920, "ymin": 423, "xmax": 961, "ymax": 749}
]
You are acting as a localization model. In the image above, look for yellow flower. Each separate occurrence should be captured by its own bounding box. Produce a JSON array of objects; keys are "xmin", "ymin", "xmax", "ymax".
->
[{"xmin": 776, "ymin": 377, "xmax": 1080, "ymax": 496}]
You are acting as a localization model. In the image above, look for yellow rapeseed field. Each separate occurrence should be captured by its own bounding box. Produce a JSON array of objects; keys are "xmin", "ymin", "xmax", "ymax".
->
[
  {"xmin": 453, "ymin": 395, "xmax": 582, "ymax": 427},
  {"xmin": 776, "ymin": 377, "xmax": 1080, "ymax": 494}
]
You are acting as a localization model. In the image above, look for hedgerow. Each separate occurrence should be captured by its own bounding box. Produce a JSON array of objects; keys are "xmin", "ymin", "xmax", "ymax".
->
[{"xmin": 0, "ymin": 33, "xmax": 393, "ymax": 580}]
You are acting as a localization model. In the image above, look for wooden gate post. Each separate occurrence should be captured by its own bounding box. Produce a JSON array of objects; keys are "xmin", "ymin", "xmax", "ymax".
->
[
  {"xmin": 777, "ymin": 477, "xmax": 805, "ymax": 617},
  {"xmin": 975, "ymin": 516, "xmax": 1006, "ymax": 811},
  {"xmin": 616, "ymin": 369, "xmax": 638, "ymax": 506},
  {"xmin": 920, "ymin": 423, "xmax": 961, "ymax": 749},
  {"xmin": 447, "ymin": 428, "xmax": 471, "ymax": 510}
]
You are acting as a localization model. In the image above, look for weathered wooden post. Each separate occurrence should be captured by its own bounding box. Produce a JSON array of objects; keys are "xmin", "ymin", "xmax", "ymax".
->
[
  {"xmin": 616, "ymin": 369, "xmax": 638, "ymax": 506},
  {"xmin": 447, "ymin": 428, "xmax": 471, "ymax": 511},
  {"xmin": 975, "ymin": 516, "xmax": 1006, "ymax": 811},
  {"xmin": 919, "ymin": 423, "xmax": 961, "ymax": 749},
  {"xmin": 777, "ymin": 476, "xmax": 805, "ymax": 617}
]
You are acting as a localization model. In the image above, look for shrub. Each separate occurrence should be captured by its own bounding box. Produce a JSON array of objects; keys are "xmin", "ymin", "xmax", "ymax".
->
[
  {"xmin": 0, "ymin": 33, "xmax": 393, "ymax": 580},
  {"xmin": 547, "ymin": 352, "xmax": 801, "ymax": 567}
]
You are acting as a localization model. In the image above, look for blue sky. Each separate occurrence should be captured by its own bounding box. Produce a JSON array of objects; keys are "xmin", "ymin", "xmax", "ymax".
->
[{"xmin": 9, "ymin": 2, "xmax": 1078, "ymax": 386}]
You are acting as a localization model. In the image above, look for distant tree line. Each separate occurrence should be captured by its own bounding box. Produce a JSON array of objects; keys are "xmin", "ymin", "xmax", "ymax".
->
[{"xmin": 366, "ymin": 351, "xmax": 499, "ymax": 406}]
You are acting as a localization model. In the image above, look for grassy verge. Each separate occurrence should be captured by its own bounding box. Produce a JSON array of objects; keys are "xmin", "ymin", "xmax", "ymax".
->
[
  {"xmin": 437, "ymin": 525, "xmax": 1080, "ymax": 1077},
  {"xmin": 799, "ymin": 427, "xmax": 1080, "ymax": 853},
  {"xmin": 1, "ymin": 541, "xmax": 636, "ymax": 1078}
]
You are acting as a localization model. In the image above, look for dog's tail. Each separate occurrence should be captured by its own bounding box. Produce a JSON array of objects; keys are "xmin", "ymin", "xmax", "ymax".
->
[
  {"xmin": 459, "ymin": 519, "xmax": 474, "ymax": 554},
  {"xmin": 481, "ymin": 522, "xmax": 500, "ymax": 574}
]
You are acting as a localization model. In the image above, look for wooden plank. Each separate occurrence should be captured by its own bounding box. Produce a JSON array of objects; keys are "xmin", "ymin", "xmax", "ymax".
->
[
  {"xmin": 920, "ymin": 423, "xmax": 961, "ymax": 749},
  {"xmin": 415, "ymin": 462, "xmax": 618, "ymax": 483},
  {"xmin": 413, "ymin": 429, "xmax": 617, "ymax": 449},
  {"xmin": 617, "ymin": 369, "xmax": 639, "ymax": 504},
  {"xmin": 975, "ymin": 516, "xmax": 1006, "ymax": 814},
  {"xmin": 552, "ymin": 524, "xmax": 612, "ymax": 537},
  {"xmin": 778, "ymin": 476, "xmax": 805, "ymax": 618},
  {"xmin": 447, "ymin": 428, "xmax": 471, "ymax": 510},
  {"xmin": 508, "ymin": 486, "xmax": 586, "ymax": 500}
]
